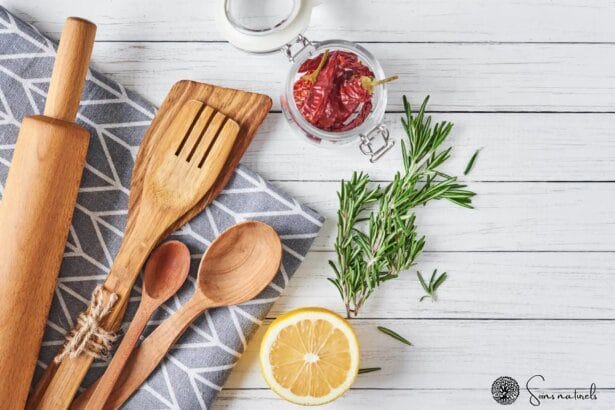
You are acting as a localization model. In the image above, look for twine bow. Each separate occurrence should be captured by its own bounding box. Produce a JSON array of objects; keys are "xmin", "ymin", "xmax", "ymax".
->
[{"xmin": 54, "ymin": 285, "xmax": 119, "ymax": 363}]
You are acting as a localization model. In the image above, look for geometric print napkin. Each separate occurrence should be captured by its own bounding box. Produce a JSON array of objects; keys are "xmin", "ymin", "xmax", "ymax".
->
[{"xmin": 0, "ymin": 6, "xmax": 323, "ymax": 408}]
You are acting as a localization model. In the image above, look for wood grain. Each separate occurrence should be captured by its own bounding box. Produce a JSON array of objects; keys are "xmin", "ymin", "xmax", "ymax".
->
[
  {"xmin": 214, "ymin": 389, "xmax": 614, "ymax": 410},
  {"xmin": 127, "ymin": 81, "xmax": 272, "ymax": 226},
  {"xmin": 29, "ymin": 82, "xmax": 271, "ymax": 409},
  {"xmin": 243, "ymin": 113, "xmax": 615, "ymax": 182},
  {"xmin": 0, "ymin": 16, "xmax": 95, "ymax": 409},
  {"xmin": 44, "ymin": 17, "xmax": 96, "ymax": 122},
  {"xmin": 8, "ymin": 0, "xmax": 615, "ymax": 42},
  {"xmin": 268, "ymin": 181, "xmax": 615, "ymax": 251},
  {"xmin": 73, "ymin": 221, "xmax": 282, "ymax": 409},
  {"xmin": 269, "ymin": 251, "xmax": 615, "ymax": 319},
  {"xmin": 8, "ymin": 1, "xmax": 615, "ymax": 408},
  {"xmin": 84, "ymin": 241, "xmax": 190, "ymax": 409},
  {"xmin": 226, "ymin": 319, "xmax": 615, "ymax": 389},
  {"xmin": 0, "ymin": 117, "xmax": 89, "ymax": 409},
  {"xmin": 83, "ymin": 42, "xmax": 615, "ymax": 112},
  {"xmin": 85, "ymin": 299, "xmax": 155, "ymax": 410}
]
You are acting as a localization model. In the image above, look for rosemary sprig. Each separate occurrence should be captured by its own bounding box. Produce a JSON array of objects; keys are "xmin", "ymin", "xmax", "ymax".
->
[
  {"xmin": 464, "ymin": 148, "xmax": 481, "ymax": 175},
  {"xmin": 377, "ymin": 326, "xmax": 413, "ymax": 346},
  {"xmin": 358, "ymin": 367, "xmax": 382, "ymax": 374},
  {"xmin": 329, "ymin": 96, "xmax": 475, "ymax": 317},
  {"xmin": 417, "ymin": 270, "xmax": 447, "ymax": 302}
]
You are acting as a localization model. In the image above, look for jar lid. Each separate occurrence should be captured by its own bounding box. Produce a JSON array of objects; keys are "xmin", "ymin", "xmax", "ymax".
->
[{"xmin": 216, "ymin": 0, "xmax": 321, "ymax": 53}]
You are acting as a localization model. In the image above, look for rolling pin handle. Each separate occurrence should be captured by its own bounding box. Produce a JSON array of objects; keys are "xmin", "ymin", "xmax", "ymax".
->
[{"xmin": 44, "ymin": 17, "xmax": 97, "ymax": 122}]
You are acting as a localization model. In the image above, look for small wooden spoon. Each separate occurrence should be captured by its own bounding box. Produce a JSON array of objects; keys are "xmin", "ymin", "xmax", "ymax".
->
[
  {"xmin": 73, "ymin": 221, "xmax": 282, "ymax": 409},
  {"xmin": 84, "ymin": 240, "xmax": 191, "ymax": 410}
]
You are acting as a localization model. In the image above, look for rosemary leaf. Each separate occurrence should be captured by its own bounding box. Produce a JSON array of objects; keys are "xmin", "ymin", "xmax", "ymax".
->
[
  {"xmin": 417, "ymin": 271, "xmax": 430, "ymax": 293},
  {"xmin": 428, "ymin": 269, "xmax": 438, "ymax": 287},
  {"xmin": 418, "ymin": 269, "xmax": 448, "ymax": 302},
  {"xmin": 377, "ymin": 326, "xmax": 413, "ymax": 346},
  {"xmin": 464, "ymin": 148, "xmax": 481, "ymax": 175},
  {"xmin": 358, "ymin": 367, "xmax": 382, "ymax": 374},
  {"xmin": 432, "ymin": 271, "xmax": 448, "ymax": 290}
]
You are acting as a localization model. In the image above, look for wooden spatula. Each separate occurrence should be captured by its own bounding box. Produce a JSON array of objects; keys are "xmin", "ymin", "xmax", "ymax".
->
[
  {"xmin": 30, "ymin": 101, "xmax": 240, "ymax": 409},
  {"xmin": 140, "ymin": 100, "xmax": 240, "ymax": 220}
]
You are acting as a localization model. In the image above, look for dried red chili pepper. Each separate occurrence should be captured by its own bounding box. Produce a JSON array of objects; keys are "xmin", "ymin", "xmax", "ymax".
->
[
  {"xmin": 293, "ymin": 77, "xmax": 312, "ymax": 109},
  {"xmin": 299, "ymin": 51, "xmax": 338, "ymax": 124},
  {"xmin": 298, "ymin": 52, "xmax": 326, "ymax": 73},
  {"xmin": 293, "ymin": 49, "xmax": 394, "ymax": 132},
  {"xmin": 294, "ymin": 50, "xmax": 330, "ymax": 109},
  {"xmin": 340, "ymin": 76, "xmax": 371, "ymax": 106},
  {"xmin": 336, "ymin": 100, "xmax": 372, "ymax": 131},
  {"xmin": 317, "ymin": 82, "xmax": 346, "ymax": 130}
]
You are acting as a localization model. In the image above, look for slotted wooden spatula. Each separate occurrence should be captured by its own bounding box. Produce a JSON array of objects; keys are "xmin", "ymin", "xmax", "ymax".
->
[
  {"xmin": 140, "ymin": 100, "xmax": 240, "ymax": 220},
  {"xmin": 30, "ymin": 100, "xmax": 241, "ymax": 409}
]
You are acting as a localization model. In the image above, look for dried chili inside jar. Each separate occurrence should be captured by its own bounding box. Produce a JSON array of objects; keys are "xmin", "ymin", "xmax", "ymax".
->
[
  {"xmin": 217, "ymin": 0, "xmax": 397, "ymax": 162},
  {"xmin": 293, "ymin": 50, "xmax": 397, "ymax": 133}
]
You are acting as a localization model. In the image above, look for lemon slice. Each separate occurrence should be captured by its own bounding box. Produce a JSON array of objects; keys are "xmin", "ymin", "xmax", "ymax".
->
[{"xmin": 259, "ymin": 307, "xmax": 360, "ymax": 406}]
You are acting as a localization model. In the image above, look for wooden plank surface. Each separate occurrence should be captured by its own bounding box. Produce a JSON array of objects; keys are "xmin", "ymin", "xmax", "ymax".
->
[
  {"xmin": 83, "ymin": 42, "xmax": 615, "ymax": 112},
  {"xmin": 224, "ymin": 320, "xmax": 615, "ymax": 389},
  {"xmin": 5, "ymin": 0, "xmax": 614, "ymax": 408},
  {"xmin": 214, "ymin": 389, "xmax": 615, "ymax": 410},
  {"xmin": 7, "ymin": 0, "xmax": 615, "ymax": 43},
  {"xmin": 270, "ymin": 251, "xmax": 615, "ymax": 319},
  {"xmin": 245, "ymin": 113, "xmax": 615, "ymax": 182},
  {"xmin": 262, "ymin": 181, "xmax": 615, "ymax": 251}
]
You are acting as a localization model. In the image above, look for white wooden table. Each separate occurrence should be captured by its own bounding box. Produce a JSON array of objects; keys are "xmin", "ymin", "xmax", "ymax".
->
[{"xmin": 10, "ymin": 1, "xmax": 615, "ymax": 408}]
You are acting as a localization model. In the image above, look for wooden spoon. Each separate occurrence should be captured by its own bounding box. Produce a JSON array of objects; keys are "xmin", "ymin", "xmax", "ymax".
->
[
  {"xmin": 84, "ymin": 240, "xmax": 191, "ymax": 410},
  {"xmin": 73, "ymin": 221, "xmax": 282, "ymax": 409}
]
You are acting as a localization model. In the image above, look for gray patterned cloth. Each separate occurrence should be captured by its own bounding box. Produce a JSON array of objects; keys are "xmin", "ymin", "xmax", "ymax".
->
[{"xmin": 0, "ymin": 6, "xmax": 323, "ymax": 409}]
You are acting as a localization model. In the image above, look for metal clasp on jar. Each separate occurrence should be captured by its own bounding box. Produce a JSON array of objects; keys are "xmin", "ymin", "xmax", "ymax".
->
[
  {"xmin": 359, "ymin": 124, "xmax": 394, "ymax": 163},
  {"xmin": 281, "ymin": 34, "xmax": 313, "ymax": 62}
]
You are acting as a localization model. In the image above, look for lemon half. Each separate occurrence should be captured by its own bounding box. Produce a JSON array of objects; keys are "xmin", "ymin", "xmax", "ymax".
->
[{"xmin": 259, "ymin": 307, "xmax": 360, "ymax": 406}]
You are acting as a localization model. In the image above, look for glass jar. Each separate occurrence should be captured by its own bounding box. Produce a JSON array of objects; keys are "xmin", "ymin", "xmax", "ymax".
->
[{"xmin": 217, "ymin": 0, "xmax": 394, "ymax": 162}]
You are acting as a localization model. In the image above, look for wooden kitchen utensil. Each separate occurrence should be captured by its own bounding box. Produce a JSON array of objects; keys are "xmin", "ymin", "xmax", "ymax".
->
[
  {"xmin": 74, "ymin": 221, "xmax": 282, "ymax": 409},
  {"xmin": 85, "ymin": 240, "xmax": 190, "ymax": 410},
  {"xmin": 0, "ymin": 17, "xmax": 96, "ymax": 409},
  {"xmin": 32, "ymin": 100, "xmax": 239, "ymax": 408},
  {"xmin": 29, "ymin": 81, "xmax": 272, "ymax": 409}
]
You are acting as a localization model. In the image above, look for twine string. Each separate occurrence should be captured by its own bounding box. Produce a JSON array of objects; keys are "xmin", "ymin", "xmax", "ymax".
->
[{"xmin": 54, "ymin": 285, "xmax": 119, "ymax": 363}]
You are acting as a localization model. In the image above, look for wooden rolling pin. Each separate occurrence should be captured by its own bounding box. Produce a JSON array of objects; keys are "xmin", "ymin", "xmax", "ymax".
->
[{"xmin": 0, "ymin": 17, "xmax": 96, "ymax": 408}]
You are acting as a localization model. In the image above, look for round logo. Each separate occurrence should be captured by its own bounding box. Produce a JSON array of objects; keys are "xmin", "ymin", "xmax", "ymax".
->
[{"xmin": 492, "ymin": 376, "xmax": 520, "ymax": 405}]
